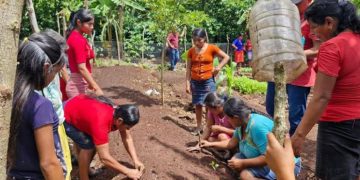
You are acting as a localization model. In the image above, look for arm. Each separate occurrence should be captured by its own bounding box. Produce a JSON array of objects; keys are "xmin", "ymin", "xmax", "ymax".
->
[
  {"xmin": 202, "ymin": 113, "xmax": 215, "ymax": 140},
  {"xmin": 215, "ymin": 126, "xmax": 235, "ymax": 135},
  {"xmin": 166, "ymin": 35, "xmax": 174, "ymax": 49},
  {"xmin": 77, "ymin": 63, "xmax": 103, "ymax": 95},
  {"xmin": 119, "ymin": 128, "xmax": 143, "ymax": 169},
  {"xmin": 231, "ymin": 44, "xmax": 237, "ymax": 50},
  {"xmin": 35, "ymin": 125, "xmax": 64, "ymax": 180},
  {"xmin": 240, "ymin": 155, "xmax": 267, "ymax": 168},
  {"xmin": 96, "ymin": 143, "xmax": 141, "ymax": 179},
  {"xmin": 304, "ymin": 40, "xmax": 320, "ymax": 59},
  {"xmin": 201, "ymin": 136, "xmax": 238, "ymax": 150},
  {"xmin": 216, "ymin": 50, "xmax": 230, "ymax": 70},
  {"xmin": 292, "ymin": 72, "xmax": 336, "ymax": 155},
  {"xmin": 185, "ymin": 56, "xmax": 192, "ymax": 93}
]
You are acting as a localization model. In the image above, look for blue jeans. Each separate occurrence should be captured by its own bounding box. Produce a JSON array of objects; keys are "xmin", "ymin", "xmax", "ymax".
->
[
  {"xmin": 169, "ymin": 48, "xmax": 179, "ymax": 70},
  {"xmin": 265, "ymin": 82, "xmax": 311, "ymax": 135},
  {"xmin": 235, "ymin": 153, "xmax": 302, "ymax": 179}
]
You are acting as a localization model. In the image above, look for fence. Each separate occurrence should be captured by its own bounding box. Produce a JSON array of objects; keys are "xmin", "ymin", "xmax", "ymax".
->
[{"xmin": 93, "ymin": 41, "xmax": 233, "ymax": 61}]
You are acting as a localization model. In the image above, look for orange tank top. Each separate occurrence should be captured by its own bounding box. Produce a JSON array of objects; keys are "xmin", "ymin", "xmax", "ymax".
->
[{"xmin": 188, "ymin": 44, "xmax": 221, "ymax": 81}]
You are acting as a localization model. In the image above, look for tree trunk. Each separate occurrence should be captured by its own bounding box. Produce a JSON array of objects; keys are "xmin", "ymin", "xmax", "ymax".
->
[
  {"xmin": 62, "ymin": 14, "xmax": 67, "ymax": 37},
  {"xmin": 273, "ymin": 62, "xmax": 288, "ymax": 146},
  {"xmin": 161, "ymin": 38, "xmax": 167, "ymax": 105},
  {"xmin": 26, "ymin": 0, "xmax": 40, "ymax": 33},
  {"xmin": 56, "ymin": 13, "xmax": 60, "ymax": 33},
  {"xmin": 84, "ymin": 0, "xmax": 89, "ymax": 9},
  {"xmin": 118, "ymin": 5, "xmax": 125, "ymax": 60},
  {"xmin": 142, "ymin": 26, "xmax": 145, "ymax": 62},
  {"xmin": 0, "ymin": 0, "xmax": 25, "ymax": 176},
  {"xmin": 107, "ymin": 26, "xmax": 113, "ymax": 59},
  {"xmin": 115, "ymin": 25, "xmax": 121, "ymax": 62}
]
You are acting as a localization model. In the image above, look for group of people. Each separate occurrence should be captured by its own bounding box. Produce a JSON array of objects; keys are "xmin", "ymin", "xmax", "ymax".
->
[
  {"xmin": 7, "ymin": 9, "xmax": 144, "ymax": 180},
  {"xmin": 6, "ymin": 0, "xmax": 360, "ymax": 179},
  {"xmin": 184, "ymin": 0, "xmax": 360, "ymax": 179}
]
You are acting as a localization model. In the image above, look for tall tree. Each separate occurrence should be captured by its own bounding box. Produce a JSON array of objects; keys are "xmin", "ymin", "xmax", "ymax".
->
[{"xmin": 0, "ymin": 0, "xmax": 25, "ymax": 176}]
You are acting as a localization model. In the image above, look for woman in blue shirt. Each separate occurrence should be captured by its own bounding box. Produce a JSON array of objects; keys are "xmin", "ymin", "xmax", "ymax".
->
[{"xmin": 201, "ymin": 98, "xmax": 301, "ymax": 179}]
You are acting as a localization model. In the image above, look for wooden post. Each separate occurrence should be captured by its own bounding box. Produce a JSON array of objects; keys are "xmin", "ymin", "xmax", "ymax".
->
[
  {"xmin": 62, "ymin": 14, "xmax": 67, "ymax": 38},
  {"xmin": 142, "ymin": 26, "xmax": 145, "ymax": 62},
  {"xmin": 56, "ymin": 13, "xmax": 60, "ymax": 33},
  {"xmin": 26, "ymin": 0, "xmax": 40, "ymax": 33},
  {"xmin": 161, "ymin": 38, "xmax": 167, "ymax": 105},
  {"xmin": 273, "ymin": 62, "xmax": 288, "ymax": 145}
]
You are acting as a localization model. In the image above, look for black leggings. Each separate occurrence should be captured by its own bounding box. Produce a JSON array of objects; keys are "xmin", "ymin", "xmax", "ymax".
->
[{"xmin": 316, "ymin": 120, "xmax": 360, "ymax": 180}]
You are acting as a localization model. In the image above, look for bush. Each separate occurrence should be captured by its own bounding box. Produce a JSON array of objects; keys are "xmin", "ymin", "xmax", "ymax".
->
[{"xmin": 233, "ymin": 76, "xmax": 267, "ymax": 95}]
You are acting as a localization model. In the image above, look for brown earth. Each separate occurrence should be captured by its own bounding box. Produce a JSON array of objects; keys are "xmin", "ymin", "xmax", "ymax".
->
[{"xmin": 71, "ymin": 64, "xmax": 318, "ymax": 180}]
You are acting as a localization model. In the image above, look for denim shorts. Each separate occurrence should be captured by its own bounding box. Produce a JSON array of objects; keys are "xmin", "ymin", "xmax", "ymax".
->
[
  {"xmin": 316, "ymin": 120, "xmax": 360, "ymax": 180},
  {"xmin": 235, "ymin": 153, "xmax": 302, "ymax": 180},
  {"xmin": 190, "ymin": 78, "xmax": 216, "ymax": 105},
  {"xmin": 63, "ymin": 121, "xmax": 95, "ymax": 149}
]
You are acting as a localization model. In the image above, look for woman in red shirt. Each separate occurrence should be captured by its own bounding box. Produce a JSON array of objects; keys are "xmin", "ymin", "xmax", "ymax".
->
[
  {"xmin": 66, "ymin": 9, "xmax": 103, "ymax": 98},
  {"xmin": 291, "ymin": 1, "xmax": 360, "ymax": 179}
]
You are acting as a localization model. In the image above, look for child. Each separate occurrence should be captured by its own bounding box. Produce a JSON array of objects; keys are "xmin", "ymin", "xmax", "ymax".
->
[
  {"xmin": 201, "ymin": 98, "xmax": 301, "ymax": 179},
  {"xmin": 8, "ymin": 31, "xmax": 67, "ymax": 179},
  {"xmin": 187, "ymin": 92, "xmax": 234, "ymax": 152},
  {"xmin": 186, "ymin": 28, "xmax": 230, "ymax": 135}
]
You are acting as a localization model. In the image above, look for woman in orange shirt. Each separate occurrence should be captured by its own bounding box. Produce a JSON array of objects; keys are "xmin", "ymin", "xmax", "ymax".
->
[{"xmin": 186, "ymin": 28, "xmax": 229, "ymax": 134}]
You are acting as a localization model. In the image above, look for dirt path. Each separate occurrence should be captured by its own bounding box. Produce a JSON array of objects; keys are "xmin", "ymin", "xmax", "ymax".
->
[{"xmin": 72, "ymin": 65, "xmax": 318, "ymax": 179}]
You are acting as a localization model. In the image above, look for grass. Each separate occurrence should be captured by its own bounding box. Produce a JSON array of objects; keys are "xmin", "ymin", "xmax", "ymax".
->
[{"xmin": 241, "ymin": 67, "xmax": 252, "ymax": 73}]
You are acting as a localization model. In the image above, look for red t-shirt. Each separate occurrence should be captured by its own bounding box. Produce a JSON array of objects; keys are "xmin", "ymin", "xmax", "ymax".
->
[
  {"xmin": 67, "ymin": 30, "xmax": 94, "ymax": 73},
  {"xmin": 316, "ymin": 32, "xmax": 360, "ymax": 122},
  {"xmin": 291, "ymin": 21, "xmax": 318, "ymax": 87},
  {"xmin": 64, "ymin": 95, "xmax": 115, "ymax": 145},
  {"xmin": 167, "ymin": 33, "xmax": 179, "ymax": 49}
]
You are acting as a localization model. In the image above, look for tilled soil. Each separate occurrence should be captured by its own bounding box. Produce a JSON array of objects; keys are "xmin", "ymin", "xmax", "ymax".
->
[{"xmin": 71, "ymin": 64, "xmax": 318, "ymax": 180}]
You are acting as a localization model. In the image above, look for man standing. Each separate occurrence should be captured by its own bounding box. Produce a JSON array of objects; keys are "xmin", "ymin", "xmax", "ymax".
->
[{"xmin": 265, "ymin": 0, "xmax": 321, "ymax": 135}]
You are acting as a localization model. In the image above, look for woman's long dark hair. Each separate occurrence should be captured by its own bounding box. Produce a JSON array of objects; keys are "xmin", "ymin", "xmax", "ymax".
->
[
  {"xmin": 89, "ymin": 95, "xmax": 140, "ymax": 126},
  {"xmin": 192, "ymin": 28, "xmax": 208, "ymax": 42},
  {"xmin": 204, "ymin": 92, "xmax": 227, "ymax": 108},
  {"xmin": 7, "ymin": 31, "xmax": 66, "ymax": 169},
  {"xmin": 305, "ymin": 0, "xmax": 360, "ymax": 34},
  {"xmin": 66, "ymin": 8, "xmax": 94, "ymax": 39},
  {"xmin": 223, "ymin": 98, "xmax": 272, "ymax": 121}
]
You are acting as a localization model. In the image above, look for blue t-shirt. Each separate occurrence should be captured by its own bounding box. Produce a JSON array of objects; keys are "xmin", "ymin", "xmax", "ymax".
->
[
  {"xmin": 233, "ymin": 113, "xmax": 274, "ymax": 158},
  {"xmin": 9, "ymin": 91, "xmax": 66, "ymax": 179},
  {"xmin": 232, "ymin": 38, "xmax": 244, "ymax": 51}
]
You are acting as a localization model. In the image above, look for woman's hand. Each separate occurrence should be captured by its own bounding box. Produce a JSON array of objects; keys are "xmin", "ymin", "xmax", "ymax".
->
[
  {"xmin": 291, "ymin": 132, "xmax": 306, "ymax": 157},
  {"xmin": 266, "ymin": 133, "xmax": 295, "ymax": 179},
  {"xmin": 228, "ymin": 158, "xmax": 245, "ymax": 170},
  {"xmin": 212, "ymin": 67, "xmax": 221, "ymax": 77},
  {"xmin": 125, "ymin": 168, "xmax": 142, "ymax": 180},
  {"xmin": 134, "ymin": 160, "xmax": 145, "ymax": 174},
  {"xmin": 186, "ymin": 81, "xmax": 191, "ymax": 94},
  {"xmin": 199, "ymin": 140, "xmax": 211, "ymax": 148}
]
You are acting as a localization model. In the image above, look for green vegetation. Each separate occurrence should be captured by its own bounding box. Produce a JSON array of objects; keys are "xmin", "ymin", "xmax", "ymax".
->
[{"xmin": 233, "ymin": 76, "xmax": 267, "ymax": 95}]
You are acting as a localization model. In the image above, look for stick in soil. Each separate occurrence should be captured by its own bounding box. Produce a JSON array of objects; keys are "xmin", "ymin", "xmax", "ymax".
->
[{"xmin": 273, "ymin": 62, "xmax": 288, "ymax": 146}]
